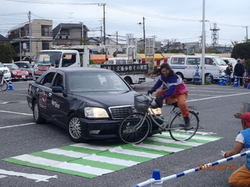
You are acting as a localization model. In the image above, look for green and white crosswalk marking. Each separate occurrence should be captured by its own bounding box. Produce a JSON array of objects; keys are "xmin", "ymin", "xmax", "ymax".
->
[{"xmin": 3, "ymin": 132, "xmax": 221, "ymax": 178}]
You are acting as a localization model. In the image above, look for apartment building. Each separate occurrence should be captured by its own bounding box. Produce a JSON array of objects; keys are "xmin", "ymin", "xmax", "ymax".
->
[
  {"xmin": 8, "ymin": 19, "xmax": 53, "ymax": 59},
  {"xmin": 52, "ymin": 23, "xmax": 89, "ymax": 46}
]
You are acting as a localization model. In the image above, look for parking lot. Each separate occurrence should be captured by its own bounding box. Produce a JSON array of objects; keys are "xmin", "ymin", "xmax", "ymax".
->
[{"xmin": 0, "ymin": 80, "xmax": 250, "ymax": 187}]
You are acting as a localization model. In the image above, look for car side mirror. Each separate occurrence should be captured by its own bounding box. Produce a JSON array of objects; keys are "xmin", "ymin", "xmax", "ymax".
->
[{"xmin": 52, "ymin": 86, "xmax": 64, "ymax": 93}]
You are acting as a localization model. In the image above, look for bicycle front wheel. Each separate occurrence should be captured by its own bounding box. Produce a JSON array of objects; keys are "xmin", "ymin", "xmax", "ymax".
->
[
  {"xmin": 119, "ymin": 113, "xmax": 151, "ymax": 144},
  {"xmin": 169, "ymin": 111, "xmax": 199, "ymax": 141},
  {"xmin": 0, "ymin": 81, "xmax": 7, "ymax": 91}
]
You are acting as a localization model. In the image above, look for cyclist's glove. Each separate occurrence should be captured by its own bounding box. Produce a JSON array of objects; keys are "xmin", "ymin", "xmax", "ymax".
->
[
  {"xmin": 155, "ymin": 96, "xmax": 164, "ymax": 108},
  {"xmin": 147, "ymin": 90, "xmax": 153, "ymax": 95}
]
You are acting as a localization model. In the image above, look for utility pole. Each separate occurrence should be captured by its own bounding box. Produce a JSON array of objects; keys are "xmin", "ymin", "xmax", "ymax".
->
[
  {"xmin": 245, "ymin": 26, "xmax": 249, "ymax": 42},
  {"xmin": 116, "ymin": 31, "xmax": 118, "ymax": 45},
  {"xmin": 19, "ymin": 29, "xmax": 22, "ymax": 60},
  {"xmin": 80, "ymin": 22, "xmax": 83, "ymax": 45},
  {"xmin": 28, "ymin": 11, "xmax": 32, "ymax": 59},
  {"xmin": 143, "ymin": 17, "xmax": 146, "ymax": 55},
  {"xmin": 102, "ymin": 4, "xmax": 106, "ymax": 45},
  {"xmin": 201, "ymin": 0, "xmax": 206, "ymax": 85}
]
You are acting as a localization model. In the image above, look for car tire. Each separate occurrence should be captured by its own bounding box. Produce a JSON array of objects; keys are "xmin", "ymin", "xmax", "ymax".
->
[
  {"xmin": 33, "ymin": 101, "xmax": 46, "ymax": 124},
  {"xmin": 68, "ymin": 115, "xmax": 86, "ymax": 143}
]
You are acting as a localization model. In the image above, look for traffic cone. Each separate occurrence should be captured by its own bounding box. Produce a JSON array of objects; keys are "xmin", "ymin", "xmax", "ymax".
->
[
  {"xmin": 247, "ymin": 83, "xmax": 250, "ymax": 89},
  {"xmin": 7, "ymin": 79, "xmax": 14, "ymax": 91},
  {"xmin": 233, "ymin": 77, "xmax": 239, "ymax": 88}
]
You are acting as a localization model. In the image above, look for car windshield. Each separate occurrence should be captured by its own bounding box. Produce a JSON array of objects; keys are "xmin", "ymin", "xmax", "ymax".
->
[
  {"xmin": 6, "ymin": 64, "xmax": 19, "ymax": 70},
  {"xmin": 35, "ymin": 52, "xmax": 62, "ymax": 65},
  {"xmin": 15, "ymin": 62, "xmax": 31, "ymax": 68},
  {"xmin": 68, "ymin": 72, "xmax": 130, "ymax": 92}
]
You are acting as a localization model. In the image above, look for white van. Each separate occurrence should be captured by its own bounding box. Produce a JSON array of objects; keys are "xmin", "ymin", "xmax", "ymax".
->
[{"xmin": 169, "ymin": 56, "xmax": 227, "ymax": 81}]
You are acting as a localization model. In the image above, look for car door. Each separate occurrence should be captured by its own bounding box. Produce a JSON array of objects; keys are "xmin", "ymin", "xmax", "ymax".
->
[
  {"xmin": 37, "ymin": 72, "xmax": 56, "ymax": 119},
  {"xmin": 50, "ymin": 72, "xmax": 69, "ymax": 126},
  {"xmin": 186, "ymin": 57, "xmax": 200, "ymax": 79},
  {"xmin": 205, "ymin": 57, "xmax": 218, "ymax": 79}
]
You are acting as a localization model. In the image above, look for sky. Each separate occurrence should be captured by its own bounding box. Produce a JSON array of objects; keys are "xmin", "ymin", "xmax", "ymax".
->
[{"xmin": 0, "ymin": 0, "xmax": 249, "ymax": 46}]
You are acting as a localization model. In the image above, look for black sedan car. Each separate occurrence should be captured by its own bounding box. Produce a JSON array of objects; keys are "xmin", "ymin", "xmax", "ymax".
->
[{"xmin": 27, "ymin": 67, "xmax": 160, "ymax": 142}]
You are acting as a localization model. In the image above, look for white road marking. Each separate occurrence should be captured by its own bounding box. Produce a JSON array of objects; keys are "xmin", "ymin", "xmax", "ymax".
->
[
  {"xmin": 110, "ymin": 146, "xmax": 162, "ymax": 159},
  {"xmin": 188, "ymin": 86, "xmax": 245, "ymax": 91},
  {"xmin": 149, "ymin": 137, "xmax": 202, "ymax": 147},
  {"xmin": 0, "ymin": 169, "xmax": 57, "ymax": 182},
  {"xmin": 12, "ymin": 154, "xmax": 112, "ymax": 176},
  {"xmin": 162, "ymin": 132, "xmax": 219, "ymax": 141},
  {"xmin": 44, "ymin": 148, "xmax": 138, "ymax": 166},
  {"xmin": 135, "ymin": 143, "xmax": 183, "ymax": 153},
  {"xmin": 187, "ymin": 92, "xmax": 250, "ymax": 103},
  {"xmin": 71, "ymin": 143, "xmax": 110, "ymax": 151},
  {"xmin": 0, "ymin": 123, "xmax": 35, "ymax": 130},
  {"xmin": 0, "ymin": 175, "xmax": 6, "ymax": 179},
  {"xmin": 0, "ymin": 110, "xmax": 32, "ymax": 116}
]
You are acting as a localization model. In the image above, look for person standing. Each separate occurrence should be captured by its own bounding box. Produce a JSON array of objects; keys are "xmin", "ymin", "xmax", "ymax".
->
[
  {"xmin": 225, "ymin": 63, "xmax": 233, "ymax": 85},
  {"xmin": 234, "ymin": 60, "xmax": 245, "ymax": 86}
]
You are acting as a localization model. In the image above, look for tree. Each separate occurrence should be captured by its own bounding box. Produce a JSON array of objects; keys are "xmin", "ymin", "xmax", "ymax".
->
[
  {"xmin": 0, "ymin": 43, "xmax": 16, "ymax": 63},
  {"xmin": 231, "ymin": 42, "xmax": 250, "ymax": 60}
]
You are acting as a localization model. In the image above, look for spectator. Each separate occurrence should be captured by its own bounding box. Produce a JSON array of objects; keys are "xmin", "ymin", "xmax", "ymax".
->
[
  {"xmin": 234, "ymin": 60, "xmax": 245, "ymax": 86},
  {"xmin": 0, "ymin": 70, "xmax": 3, "ymax": 84},
  {"xmin": 225, "ymin": 63, "xmax": 233, "ymax": 84},
  {"xmin": 222, "ymin": 112, "xmax": 250, "ymax": 187}
]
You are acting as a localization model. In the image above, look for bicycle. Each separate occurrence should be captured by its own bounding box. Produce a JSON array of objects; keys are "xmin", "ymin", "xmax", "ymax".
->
[
  {"xmin": 0, "ymin": 74, "xmax": 8, "ymax": 92},
  {"xmin": 119, "ymin": 94, "xmax": 199, "ymax": 144}
]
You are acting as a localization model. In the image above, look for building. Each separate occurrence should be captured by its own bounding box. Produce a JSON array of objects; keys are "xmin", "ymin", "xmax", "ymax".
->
[
  {"xmin": 8, "ymin": 19, "xmax": 53, "ymax": 59},
  {"xmin": 0, "ymin": 34, "xmax": 9, "ymax": 44},
  {"xmin": 184, "ymin": 42, "xmax": 201, "ymax": 54},
  {"xmin": 52, "ymin": 23, "xmax": 89, "ymax": 46}
]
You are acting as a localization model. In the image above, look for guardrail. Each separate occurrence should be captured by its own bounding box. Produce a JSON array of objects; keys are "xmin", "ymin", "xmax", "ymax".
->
[{"xmin": 133, "ymin": 150, "xmax": 250, "ymax": 187}]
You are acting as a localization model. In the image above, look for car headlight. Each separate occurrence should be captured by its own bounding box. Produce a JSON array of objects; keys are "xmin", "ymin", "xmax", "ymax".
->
[
  {"xmin": 148, "ymin": 108, "xmax": 162, "ymax": 115},
  {"xmin": 84, "ymin": 107, "xmax": 109, "ymax": 118}
]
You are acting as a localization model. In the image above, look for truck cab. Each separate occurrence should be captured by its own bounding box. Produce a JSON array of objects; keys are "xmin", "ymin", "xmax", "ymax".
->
[{"xmin": 33, "ymin": 50, "xmax": 80, "ymax": 79}]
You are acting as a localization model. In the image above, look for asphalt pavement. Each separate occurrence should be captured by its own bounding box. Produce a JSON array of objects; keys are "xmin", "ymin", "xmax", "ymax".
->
[{"xmin": 0, "ymin": 80, "xmax": 250, "ymax": 187}]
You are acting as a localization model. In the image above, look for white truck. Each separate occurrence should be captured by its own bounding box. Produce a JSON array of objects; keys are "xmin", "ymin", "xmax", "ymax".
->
[
  {"xmin": 101, "ymin": 57, "xmax": 148, "ymax": 84},
  {"xmin": 33, "ymin": 50, "xmax": 82, "ymax": 79}
]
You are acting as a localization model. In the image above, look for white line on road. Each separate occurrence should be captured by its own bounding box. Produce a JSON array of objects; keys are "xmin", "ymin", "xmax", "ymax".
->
[
  {"xmin": 0, "ymin": 110, "xmax": 32, "ymax": 116},
  {"xmin": 0, "ymin": 123, "xmax": 35, "ymax": 130},
  {"xmin": 187, "ymin": 92, "xmax": 250, "ymax": 103},
  {"xmin": 0, "ymin": 175, "xmax": 6, "ymax": 179},
  {"xmin": 0, "ymin": 169, "xmax": 57, "ymax": 182}
]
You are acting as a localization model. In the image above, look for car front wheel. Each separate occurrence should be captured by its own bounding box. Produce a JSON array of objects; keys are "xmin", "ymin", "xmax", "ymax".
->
[
  {"xmin": 68, "ymin": 116, "xmax": 85, "ymax": 142},
  {"xmin": 33, "ymin": 102, "xmax": 46, "ymax": 124}
]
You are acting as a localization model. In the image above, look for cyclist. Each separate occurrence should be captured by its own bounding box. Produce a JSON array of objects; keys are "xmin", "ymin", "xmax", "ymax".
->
[
  {"xmin": 148, "ymin": 63, "xmax": 190, "ymax": 129},
  {"xmin": 0, "ymin": 70, "xmax": 3, "ymax": 84}
]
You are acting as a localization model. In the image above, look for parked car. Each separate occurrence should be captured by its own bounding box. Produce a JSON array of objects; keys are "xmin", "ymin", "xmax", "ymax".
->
[
  {"xmin": 14, "ymin": 61, "xmax": 33, "ymax": 77},
  {"xmin": 27, "ymin": 67, "xmax": 161, "ymax": 142},
  {"xmin": 168, "ymin": 56, "xmax": 227, "ymax": 82},
  {"xmin": 0, "ymin": 63, "xmax": 11, "ymax": 80},
  {"xmin": 4, "ymin": 64, "xmax": 31, "ymax": 80}
]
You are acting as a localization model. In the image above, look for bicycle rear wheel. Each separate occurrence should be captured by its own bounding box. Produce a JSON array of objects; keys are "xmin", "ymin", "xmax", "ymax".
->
[
  {"xmin": 119, "ymin": 113, "xmax": 151, "ymax": 144},
  {"xmin": 169, "ymin": 111, "xmax": 199, "ymax": 141},
  {"xmin": 0, "ymin": 81, "xmax": 7, "ymax": 91}
]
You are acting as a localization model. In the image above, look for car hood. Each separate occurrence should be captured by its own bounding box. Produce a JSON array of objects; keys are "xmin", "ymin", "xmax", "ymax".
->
[{"xmin": 73, "ymin": 90, "xmax": 136, "ymax": 108}]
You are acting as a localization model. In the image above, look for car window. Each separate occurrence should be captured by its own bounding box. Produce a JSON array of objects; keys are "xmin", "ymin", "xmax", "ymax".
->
[
  {"xmin": 187, "ymin": 58, "xmax": 200, "ymax": 65},
  {"xmin": 171, "ymin": 57, "xmax": 185, "ymax": 65},
  {"xmin": 41, "ymin": 72, "xmax": 56, "ymax": 88},
  {"xmin": 62, "ymin": 54, "xmax": 76, "ymax": 67},
  {"xmin": 53, "ymin": 73, "xmax": 64, "ymax": 88},
  {"xmin": 205, "ymin": 58, "xmax": 215, "ymax": 65}
]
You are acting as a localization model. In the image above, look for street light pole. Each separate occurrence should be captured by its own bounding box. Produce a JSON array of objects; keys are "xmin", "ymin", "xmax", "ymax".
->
[
  {"xmin": 102, "ymin": 4, "xmax": 106, "ymax": 45},
  {"xmin": 201, "ymin": 0, "xmax": 206, "ymax": 85},
  {"xmin": 19, "ymin": 29, "xmax": 22, "ymax": 61},
  {"xmin": 28, "ymin": 11, "xmax": 32, "ymax": 60}
]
